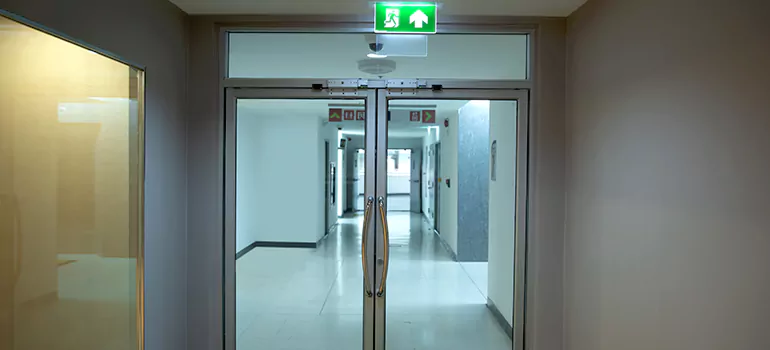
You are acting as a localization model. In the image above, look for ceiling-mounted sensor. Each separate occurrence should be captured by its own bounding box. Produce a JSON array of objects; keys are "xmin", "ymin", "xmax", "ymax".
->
[{"xmin": 364, "ymin": 34, "xmax": 386, "ymax": 57}]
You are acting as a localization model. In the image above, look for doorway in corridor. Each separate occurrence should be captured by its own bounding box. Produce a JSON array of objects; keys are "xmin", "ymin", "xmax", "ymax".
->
[
  {"xmin": 225, "ymin": 83, "xmax": 528, "ymax": 350},
  {"xmin": 386, "ymin": 149, "xmax": 412, "ymax": 212}
]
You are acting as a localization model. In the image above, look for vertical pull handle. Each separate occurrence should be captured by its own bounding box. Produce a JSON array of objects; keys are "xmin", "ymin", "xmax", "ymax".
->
[
  {"xmin": 361, "ymin": 196, "xmax": 375, "ymax": 297},
  {"xmin": 376, "ymin": 196, "xmax": 390, "ymax": 297}
]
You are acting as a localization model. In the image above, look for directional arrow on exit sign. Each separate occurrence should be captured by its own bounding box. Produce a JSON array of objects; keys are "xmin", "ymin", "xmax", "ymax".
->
[
  {"xmin": 422, "ymin": 110, "xmax": 436, "ymax": 123},
  {"xmin": 329, "ymin": 108, "xmax": 342, "ymax": 122},
  {"xmin": 410, "ymin": 10, "xmax": 429, "ymax": 28}
]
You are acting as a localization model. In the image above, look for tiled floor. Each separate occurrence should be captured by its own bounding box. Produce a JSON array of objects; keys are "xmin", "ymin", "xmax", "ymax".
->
[{"xmin": 236, "ymin": 212, "xmax": 511, "ymax": 350}]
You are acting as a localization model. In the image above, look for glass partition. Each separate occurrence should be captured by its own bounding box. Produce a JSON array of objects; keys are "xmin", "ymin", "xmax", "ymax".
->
[
  {"xmin": 0, "ymin": 14, "xmax": 143, "ymax": 350},
  {"xmin": 228, "ymin": 33, "xmax": 529, "ymax": 80}
]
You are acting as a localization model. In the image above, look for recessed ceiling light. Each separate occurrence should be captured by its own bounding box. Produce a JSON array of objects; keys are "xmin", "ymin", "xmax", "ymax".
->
[{"xmin": 367, "ymin": 53, "xmax": 388, "ymax": 58}]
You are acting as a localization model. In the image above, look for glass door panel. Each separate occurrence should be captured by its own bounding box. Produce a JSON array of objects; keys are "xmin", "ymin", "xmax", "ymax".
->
[
  {"xmin": 224, "ymin": 90, "xmax": 377, "ymax": 350},
  {"xmin": 376, "ymin": 90, "xmax": 529, "ymax": 350}
]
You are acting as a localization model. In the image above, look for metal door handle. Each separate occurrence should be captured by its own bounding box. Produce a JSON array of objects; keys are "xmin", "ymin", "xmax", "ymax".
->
[
  {"xmin": 376, "ymin": 196, "xmax": 390, "ymax": 297},
  {"xmin": 361, "ymin": 196, "xmax": 375, "ymax": 297}
]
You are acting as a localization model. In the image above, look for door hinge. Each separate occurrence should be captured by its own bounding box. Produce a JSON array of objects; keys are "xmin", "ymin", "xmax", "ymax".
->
[
  {"xmin": 327, "ymin": 79, "xmax": 368, "ymax": 96},
  {"xmin": 386, "ymin": 79, "xmax": 427, "ymax": 96}
]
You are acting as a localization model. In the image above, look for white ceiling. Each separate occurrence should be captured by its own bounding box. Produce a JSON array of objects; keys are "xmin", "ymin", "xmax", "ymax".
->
[
  {"xmin": 238, "ymin": 99, "xmax": 467, "ymax": 138},
  {"xmin": 229, "ymin": 33, "xmax": 528, "ymax": 79},
  {"xmin": 170, "ymin": 0, "xmax": 587, "ymax": 17}
]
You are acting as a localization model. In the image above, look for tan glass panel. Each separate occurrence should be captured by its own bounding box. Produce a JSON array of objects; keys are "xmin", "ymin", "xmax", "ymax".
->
[{"xmin": 0, "ymin": 14, "xmax": 142, "ymax": 350}]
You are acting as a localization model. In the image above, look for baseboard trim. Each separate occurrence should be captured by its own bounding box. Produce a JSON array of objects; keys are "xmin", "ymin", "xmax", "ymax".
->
[
  {"xmin": 433, "ymin": 229, "xmax": 457, "ymax": 261},
  {"xmin": 486, "ymin": 298, "xmax": 513, "ymax": 340},
  {"xmin": 236, "ymin": 241, "xmax": 259, "ymax": 259},
  {"xmin": 236, "ymin": 241, "xmax": 317, "ymax": 259}
]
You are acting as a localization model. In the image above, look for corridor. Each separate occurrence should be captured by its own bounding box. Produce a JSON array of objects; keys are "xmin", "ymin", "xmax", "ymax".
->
[{"xmin": 235, "ymin": 212, "xmax": 511, "ymax": 350}]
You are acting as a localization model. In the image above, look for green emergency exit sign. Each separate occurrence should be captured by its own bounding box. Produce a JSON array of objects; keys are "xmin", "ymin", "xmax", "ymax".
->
[{"xmin": 375, "ymin": 2, "xmax": 437, "ymax": 34}]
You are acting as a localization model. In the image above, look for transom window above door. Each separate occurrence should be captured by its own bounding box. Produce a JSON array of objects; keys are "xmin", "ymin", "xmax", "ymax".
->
[{"xmin": 227, "ymin": 33, "xmax": 529, "ymax": 80}]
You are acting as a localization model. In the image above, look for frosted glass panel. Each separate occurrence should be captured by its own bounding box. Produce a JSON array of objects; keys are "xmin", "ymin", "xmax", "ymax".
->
[
  {"xmin": 0, "ymin": 14, "xmax": 142, "ymax": 350},
  {"xmin": 228, "ymin": 33, "xmax": 528, "ymax": 80}
]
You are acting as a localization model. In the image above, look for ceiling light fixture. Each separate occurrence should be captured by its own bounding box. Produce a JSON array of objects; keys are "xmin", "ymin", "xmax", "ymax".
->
[{"xmin": 367, "ymin": 52, "xmax": 388, "ymax": 58}]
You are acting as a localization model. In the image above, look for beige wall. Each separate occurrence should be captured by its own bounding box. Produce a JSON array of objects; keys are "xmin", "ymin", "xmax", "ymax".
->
[
  {"xmin": 527, "ymin": 18, "xmax": 566, "ymax": 350},
  {"xmin": 565, "ymin": 0, "xmax": 770, "ymax": 349}
]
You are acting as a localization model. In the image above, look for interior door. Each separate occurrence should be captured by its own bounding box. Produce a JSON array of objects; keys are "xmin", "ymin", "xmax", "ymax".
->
[
  {"xmin": 372, "ymin": 88, "xmax": 529, "ymax": 350},
  {"xmin": 223, "ymin": 88, "xmax": 378, "ymax": 350},
  {"xmin": 223, "ymin": 84, "xmax": 529, "ymax": 350},
  {"xmin": 409, "ymin": 149, "xmax": 421, "ymax": 213}
]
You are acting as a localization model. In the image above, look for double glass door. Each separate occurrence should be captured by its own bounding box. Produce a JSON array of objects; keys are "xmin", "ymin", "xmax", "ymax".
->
[{"xmin": 225, "ymin": 83, "xmax": 528, "ymax": 350}]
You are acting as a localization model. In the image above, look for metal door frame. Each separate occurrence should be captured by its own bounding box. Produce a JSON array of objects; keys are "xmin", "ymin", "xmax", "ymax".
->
[
  {"xmin": 223, "ymin": 87, "xmax": 378, "ymax": 350},
  {"xmin": 374, "ymin": 87, "xmax": 529, "ymax": 350},
  {"xmin": 224, "ymin": 81, "xmax": 529, "ymax": 350}
]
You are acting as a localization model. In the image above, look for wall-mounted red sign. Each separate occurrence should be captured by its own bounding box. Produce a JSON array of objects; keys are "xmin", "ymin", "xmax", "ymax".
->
[
  {"xmin": 422, "ymin": 110, "xmax": 436, "ymax": 123},
  {"xmin": 410, "ymin": 111, "xmax": 421, "ymax": 122},
  {"xmin": 356, "ymin": 110, "xmax": 366, "ymax": 121},
  {"xmin": 329, "ymin": 108, "xmax": 342, "ymax": 122},
  {"xmin": 343, "ymin": 110, "xmax": 356, "ymax": 120}
]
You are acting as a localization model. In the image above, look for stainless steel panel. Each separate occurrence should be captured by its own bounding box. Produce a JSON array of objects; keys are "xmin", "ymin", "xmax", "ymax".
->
[
  {"xmin": 373, "ymin": 88, "xmax": 389, "ymax": 350},
  {"xmin": 513, "ymin": 91, "xmax": 530, "ymax": 350},
  {"xmin": 223, "ymin": 88, "xmax": 237, "ymax": 350},
  {"xmin": 224, "ymin": 78, "xmax": 532, "ymax": 90},
  {"xmin": 364, "ymin": 89, "xmax": 377, "ymax": 350}
]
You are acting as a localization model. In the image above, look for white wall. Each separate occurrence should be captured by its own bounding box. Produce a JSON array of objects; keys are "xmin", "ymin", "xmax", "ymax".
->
[
  {"xmin": 236, "ymin": 112, "xmax": 326, "ymax": 250},
  {"xmin": 409, "ymin": 149, "xmax": 421, "ymax": 213},
  {"xmin": 487, "ymin": 101, "xmax": 517, "ymax": 325},
  {"xmin": 438, "ymin": 110, "xmax": 459, "ymax": 254},
  {"xmin": 565, "ymin": 1, "xmax": 770, "ymax": 349}
]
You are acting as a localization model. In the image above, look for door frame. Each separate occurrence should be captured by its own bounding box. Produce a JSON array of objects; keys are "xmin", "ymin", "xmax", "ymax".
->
[
  {"xmin": 374, "ymin": 88, "xmax": 529, "ymax": 350},
  {"xmin": 223, "ymin": 82, "xmax": 530, "ymax": 350},
  {"xmin": 223, "ymin": 87, "xmax": 379, "ymax": 350}
]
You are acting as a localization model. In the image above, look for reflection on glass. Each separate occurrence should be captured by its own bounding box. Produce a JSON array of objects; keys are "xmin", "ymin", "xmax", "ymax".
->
[
  {"xmin": 0, "ymin": 15, "xmax": 141, "ymax": 350},
  {"xmin": 386, "ymin": 149, "xmax": 412, "ymax": 211},
  {"xmin": 234, "ymin": 99, "xmax": 365, "ymax": 349},
  {"xmin": 385, "ymin": 100, "xmax": 518, "ymax": 350},
  {"xmin": 228, "ymin": 33, "xmax": 529, "ymax": 80}
]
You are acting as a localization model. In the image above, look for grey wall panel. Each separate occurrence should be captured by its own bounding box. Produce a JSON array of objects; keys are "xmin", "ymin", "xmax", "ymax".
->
[
  {"xmin": 186, "ymin": 16, "xmax": 223, "ymax": 350},
  {"xmin": 457, "ymin": 103, "xmax": 491, "ymax": 262},
  {"xmin": 0, "ymin": 0, "xmax": 189, "ymax": 349},
  {"xmin": 565, "ymin": 0, "xmax": 770, "ymax": 349},
  {"xmin": 527, "ymin": 18, "xmax": 567, "ymax": 350}
]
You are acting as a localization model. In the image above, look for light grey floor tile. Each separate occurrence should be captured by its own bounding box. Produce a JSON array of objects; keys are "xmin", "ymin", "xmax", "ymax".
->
[{"xmin": 236, "ymin": 212, "xmax": 511, "ymax": 350}]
